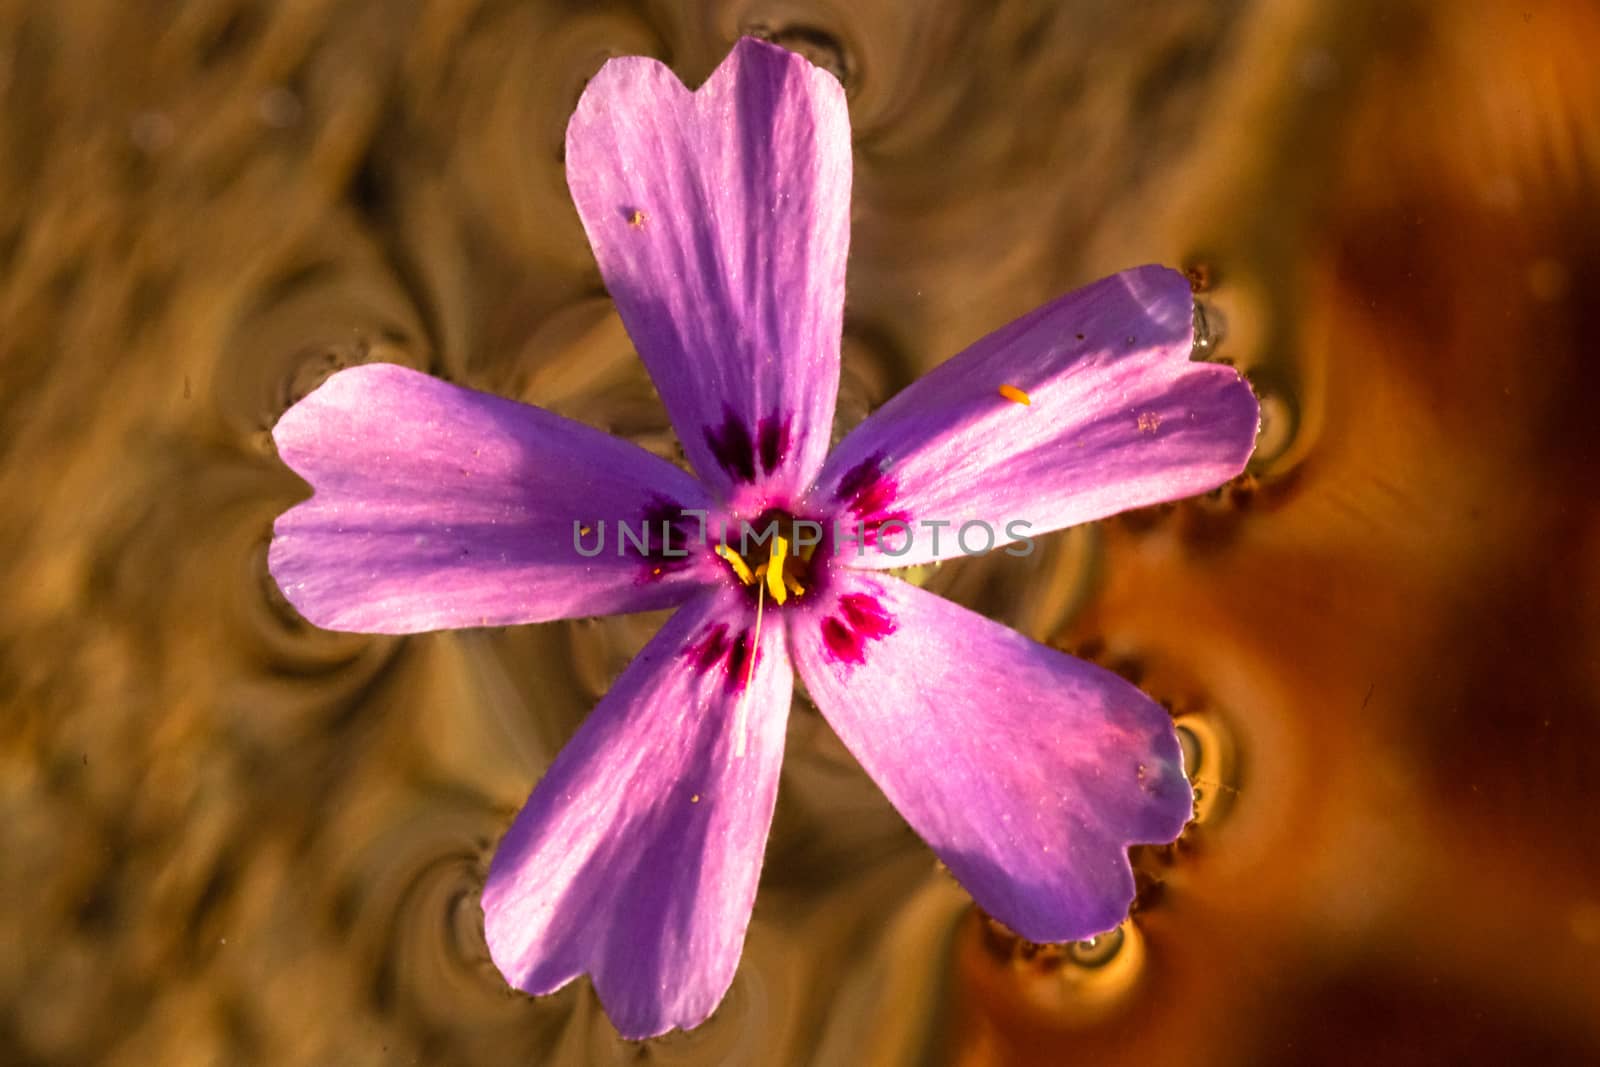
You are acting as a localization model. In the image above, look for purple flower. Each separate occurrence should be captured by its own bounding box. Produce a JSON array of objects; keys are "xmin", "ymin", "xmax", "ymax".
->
[{"xmin": 268, "ymin": 38, "xmax": 1259, "ymax": 1039}]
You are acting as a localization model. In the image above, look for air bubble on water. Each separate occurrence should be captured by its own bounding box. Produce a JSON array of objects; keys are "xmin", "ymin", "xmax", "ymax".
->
[
  {"xmin": 1066, "ymin": 925, "xmax": 1125, "ymax": 969},
  {"xmin": 1251, "ymin": 383, "xmax": 1299, "ymax": 471},
  {"xmin": 1193, "ymin": 301, "xmax": 1227, "ymax": 355},
  {"xmin": 1176, "ymin": 723, "xmax": 1201, "ymax": 779}
]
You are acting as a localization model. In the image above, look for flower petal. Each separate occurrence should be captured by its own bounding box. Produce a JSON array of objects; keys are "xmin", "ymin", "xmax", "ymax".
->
[
  {"xmin": 270, "ymin": 363, "xmax": 717, "ymax": 633},
  {"xmin": 566, "ymin": 37, "xmax": 850, "ymax": 504},
  {"xmin": 808, "ymin": 266, "xmax": 1259, "ymax": 567},
  {"xmin": 482, "ymin": 588, "xmax": 791, "ymax": 1038},
  {"xmin": 788, "ymin": 572, "xmax": 1190, "ymax": 942}
]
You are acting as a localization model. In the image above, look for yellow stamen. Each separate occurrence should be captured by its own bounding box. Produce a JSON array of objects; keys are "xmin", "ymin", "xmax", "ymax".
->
[
  {"xmin": 579, "ymin": 525, "xmax": 592, "ymax": 536},
  {"xmin": 714, "ymin": 543, "xmax": 755, "ymax": 585},
  {"xmin": 765, "ymin": 535, "xmax": 790, "ymax": 606},
  {"xmin": 998, "ymin": 383, "xmax": 1031, "ymax": 406},
  {"xmin": 799, "ymin": 539, "xmax": 818, "ymax": 562},
  {"xmin": 783, "ymin": 572, "xmax": 806, "ymax": 597}
]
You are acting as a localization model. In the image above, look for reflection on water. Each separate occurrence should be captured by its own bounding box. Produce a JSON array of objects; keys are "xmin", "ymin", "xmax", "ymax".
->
[{"xmin": 1, "ymin": 1, "xmax": 1598, "ymax": 1064}]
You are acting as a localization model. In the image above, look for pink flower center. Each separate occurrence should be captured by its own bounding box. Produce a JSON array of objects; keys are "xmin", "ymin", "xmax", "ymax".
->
[{"xmin": 712, "ymin": 507, "xmax": 825, "ymax": 606}]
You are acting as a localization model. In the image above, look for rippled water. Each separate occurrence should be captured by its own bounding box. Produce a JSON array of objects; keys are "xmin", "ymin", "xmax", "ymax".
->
[{"xmin": 2, "ymin": 1, "xmax": 1598, "ymax": 1064}]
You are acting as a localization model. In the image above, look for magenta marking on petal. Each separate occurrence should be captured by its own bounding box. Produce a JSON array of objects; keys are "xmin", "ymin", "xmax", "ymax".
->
[
  {"xmin": 724, "ymin": 629, "xmax": 756, "ymax": 694},
  {"xmin": 633, "ymin": 496, "xmax": 701, "ymax": 582},
  {"xmin": 838, "ymin": 592, "xmax": 896, "ymax": 639},
  {"xmin": 820, "ymin": 617, "xmax": 863, "ymax": 664},
  {"xmin": 833, "ymin": 453, "xmax": 888, "ymax": 507},
  {"xmin": 756, "ymin": 414, "xmax": 792, "ymax": 474},
  {"xmin": 851, "ymin": 481, "xmax": 898, "ymax": 517},
  {"xmin": 704, "ymin": 408, "xmax": 758, "ymax": 483},
  {"xmin": 706, "ymin": 410, "xmax": 794, "ymax": 483},
  {"xmin": 683, "ymin": 623, "xmax": 730, "ymax": 672},
  {"xmin": 682, "ymin": 621, "xmax": 759, "ymax": 693},
  {"xmin": 831, "ymin": 454, "xmax": 914, "ymax": 548},
  {"xmin": 833, "ymin": 452, "xmax": 907, "ymax": 533},
  {"xmin": 819, "ymin": 592, "xmax": 896, "ymax": 666}
]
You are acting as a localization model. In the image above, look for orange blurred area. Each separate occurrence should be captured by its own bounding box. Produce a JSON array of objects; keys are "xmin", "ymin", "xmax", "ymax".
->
[
  {"xmin": 1, "ymin": 1, "xmax": 1597, "ymax": 1064},
  {"xmin": 951, "ymin": 3, "xmax": 1600, "ymax": 1064}
]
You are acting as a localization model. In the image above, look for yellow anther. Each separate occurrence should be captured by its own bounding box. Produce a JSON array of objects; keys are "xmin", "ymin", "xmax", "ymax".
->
[
  {"xmin": 783, "ymin": 572, "xmax": 806, "ymax": 597},
  {"xmin": 714, "ymin": 543, "xmax": 755, "ymax": 585},
  {"xmin": 998, "ymin": 383, "xmax": 1032, "ymax": 406},
  {"xmin": 765, "ymin": 535, "xmax": 790, "ymax": 605}
]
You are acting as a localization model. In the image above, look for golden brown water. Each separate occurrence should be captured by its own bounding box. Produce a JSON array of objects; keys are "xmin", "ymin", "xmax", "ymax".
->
[{"xmin": 2, "ymin": 1, "xmax": 1598, "ymax": 1063}]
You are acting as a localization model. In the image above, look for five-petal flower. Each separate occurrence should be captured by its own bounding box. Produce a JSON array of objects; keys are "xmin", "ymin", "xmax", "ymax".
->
[{"xmin": 268, "ymin": 38, "xmax": 1259, "ymax": 1039}]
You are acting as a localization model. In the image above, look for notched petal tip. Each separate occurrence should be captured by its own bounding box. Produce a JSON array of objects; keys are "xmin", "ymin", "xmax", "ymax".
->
[
  {"xmin": 569, "ymin": 33, "xmax": 845, "ymax": 146},
  {"xmin": 791, "ymin": 575, "xmax": 1195, "ymax": 946},
  {"xmin": 594, "ymin": 985, "xmax": 722, "ymax": 1042},
  {"xmin": 481, "ymin": 591, "xmax": 790, "ymax": 1041},
  {"xmin": 1122, "ymin": 262, "xmax": 1263, "ymax": 464},
  {"xmin": 265, "ymin": 363, "xmax": 713, "ymax": 634},
  {"xmin": 727, "ymin": 33, "xmax": 850, "ymax": 97},
  {"xmin": 1185, "ymin": 358, "xmax": 1264, "ymax": 479},
  {"xmin": 481, "ymin": 922, "xmax": 714, "ymax": 1042},
  {"xmin": 730, "ymin": 33, "xmax": 804, "ymax": 64},
  {"xmin": 563, "ymin": 34, "xmax": 850, "ymax": 500},
  {"xmin": 812, "ymin": 263, "xmax": 1265, "ymax": 567}
]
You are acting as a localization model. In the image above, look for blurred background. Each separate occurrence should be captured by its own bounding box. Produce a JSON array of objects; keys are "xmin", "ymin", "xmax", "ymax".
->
[{"xmin": 2, "ymin": 0, "xmax": 1598, "ymax": 1063}]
